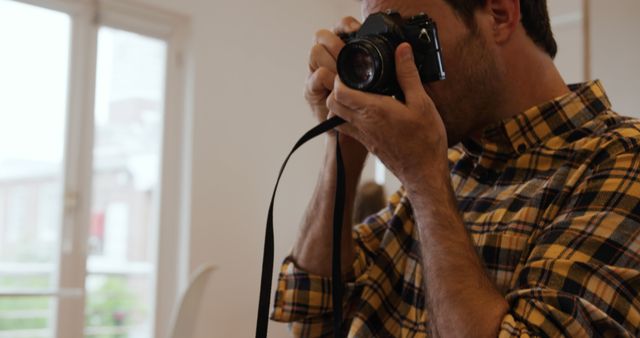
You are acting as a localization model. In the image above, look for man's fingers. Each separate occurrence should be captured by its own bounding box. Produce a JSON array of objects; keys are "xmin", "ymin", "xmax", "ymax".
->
[
  {"xmin": 306, "ymin": 67, "xmax": 335, "ymax": 100},
  {"xmin": 327, "ymin": 88, "xmax": 359, "ymax": 123},
  {"xmin": 310, "ymin": 17, "xmax": 361, "ymax": 74},
  {"xmin": 333, "ymin": 76, "xmax": 388, "ymax": 112},
  {"xmin": 327, "ymin": 105, "xmax": 364, "ymax": 143},
  {"xmin": 395, "ymin": 43, "xmax": 429, "ymax": 109},
  {"xmin": 333, "ymin": 16, "xmax": 361, "ymax": 34},
  {"xmin": 314, "ymin": 29, "xmax": 344, "ymax": 60},
  {"xmin": 309, "ymin": 43, "xmax": 337, "ymax": 73}
]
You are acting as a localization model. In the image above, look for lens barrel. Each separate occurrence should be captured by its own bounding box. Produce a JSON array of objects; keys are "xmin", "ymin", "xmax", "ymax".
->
[{"xmin": 337, "ymin": 36, "xmax": 396, "ymax": 95}]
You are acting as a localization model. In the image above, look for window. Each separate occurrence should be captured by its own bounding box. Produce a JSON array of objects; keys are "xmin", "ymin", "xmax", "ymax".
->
[
  {"xmin": 85, "ymin": 27, "xmax": 167, "ymax": 338},
  {"xmin": 0, "ymin": 1, "xmax": 71, "ymax": 336},
  {"xmin": 0, "ymin": 1, "xmax": 188, "ymax": 338}
]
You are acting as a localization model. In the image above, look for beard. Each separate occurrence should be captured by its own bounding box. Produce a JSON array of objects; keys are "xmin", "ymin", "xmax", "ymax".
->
[{"xmin": 425, "ymin": 29, "xmax": 505, "ymax": 147}]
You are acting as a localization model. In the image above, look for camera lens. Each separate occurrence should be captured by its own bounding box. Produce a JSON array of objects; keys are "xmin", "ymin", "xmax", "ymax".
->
[
  {"xmin": 348, "ymin": 49, "xmax": 376, "ymax": 84},
  {"xmin": 338, "ymin": 37, "xmax": 394, "ymax": 93}
]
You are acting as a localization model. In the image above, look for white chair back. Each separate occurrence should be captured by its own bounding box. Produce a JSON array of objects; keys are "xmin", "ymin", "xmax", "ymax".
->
[{"xmin": 167, "ymin": 264, "xmax": 217, "ymax": 338}]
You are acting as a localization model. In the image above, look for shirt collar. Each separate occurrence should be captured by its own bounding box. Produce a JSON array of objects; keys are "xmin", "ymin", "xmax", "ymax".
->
[{"xmin": 461, "ymin": 80, "xmax": 612, "ymax": 164}]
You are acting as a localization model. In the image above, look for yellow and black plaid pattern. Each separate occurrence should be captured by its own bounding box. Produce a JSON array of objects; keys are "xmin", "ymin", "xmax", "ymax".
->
[{"xmin": 271, "ymin": 81, "xmax": 640, "ymax": 337}]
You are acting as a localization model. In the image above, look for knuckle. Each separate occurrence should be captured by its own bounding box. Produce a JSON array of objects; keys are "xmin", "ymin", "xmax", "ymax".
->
[
  {"xmin": 316, "ymin": 66, "xmax": 330, "ymax": 75},
  {"xmin": 308, "ymin": 44, "xmax": 323, "ymax": 69},
  {"xmin": 303, "ymin": 79, "xmax": 314, "ymax": 99},
  {"xmin": 310, "ymin": 43, "xmax": 323, "ymax": 56},
  {"xmin": 308, "ymin": 68, "xmax": 325, "ymax": 84},
  {"xmin": 326, "ymin": 94, "xmax": 338, "ymax": 113},
  {"xmin": 361, "ymin": 104, "xmax": 379, "ymax": 120},
  {"xmin": 340, "ymin": 16, "xmax": 352, "ymax": 24},
  {"xmin": 398, "ymin": 65, "xmax": 418, "ymax": 79},
  {"xmin": 313, "ymin": 29, "xmax": 324, "ymax": 41},
  {"xmin": 318, "ymin": 68, "xmax": 335, "ymax": 87},
  {"xmin": 340, "ymin": 16, "xmax": 354, "ymax": 27},
  {"xmin": 333, "ymin": 85, "xmax": 346, "ymax": 103},
  {"xmin": 336, "ymin": 16, "xmax": 360, "ymax": 33},
  {"xmin": 314, "ymin": 29, "xmax": 332, "ymax": 44},
  {"xmin": 314, "ymin": 33, "xmax": 342, "ymax": 59},
  {"xmin": 305, "ymin": 71, "xmax": 318, "ymax": 89},
  {"xmin": 305, "ymin": 72, "xmax": 328, "ymax": 101}
]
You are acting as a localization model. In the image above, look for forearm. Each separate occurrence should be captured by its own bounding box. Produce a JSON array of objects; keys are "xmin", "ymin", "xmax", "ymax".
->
[
  {"xmin": 291, "ymin": 134, "xmax": 366, "ymax": 277},
  {"xmin": 407, "ymin": 180, "xmax": 508, "ymax": 338}
]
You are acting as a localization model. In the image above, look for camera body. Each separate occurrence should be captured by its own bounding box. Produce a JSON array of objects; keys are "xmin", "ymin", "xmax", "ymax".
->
[{"xmin": 337, "ymin": 11, "xmax": 446, "ymax": 99}]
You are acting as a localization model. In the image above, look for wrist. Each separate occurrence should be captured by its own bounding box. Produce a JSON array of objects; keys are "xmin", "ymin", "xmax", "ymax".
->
[
  {"xmin": 325, "ymin": 132, "xmax": 368, "ymax": 172},
  {"xmin": 403, "ymin": 162, "xmax": 451, "ymax": 199},
  {"xmin": 404, "ymin": 167, "xmax": 459, "ymax": 226}
]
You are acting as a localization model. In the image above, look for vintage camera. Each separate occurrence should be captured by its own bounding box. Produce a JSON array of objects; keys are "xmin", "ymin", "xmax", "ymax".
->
[{"xmin": 337, "ymin": 11, "xmax": 446, "ymax": 99}]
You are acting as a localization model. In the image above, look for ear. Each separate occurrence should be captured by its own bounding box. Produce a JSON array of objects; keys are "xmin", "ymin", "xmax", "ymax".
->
[{"xmin": 485, "ymin": 0, "xmax": 520, "ymax": 44}]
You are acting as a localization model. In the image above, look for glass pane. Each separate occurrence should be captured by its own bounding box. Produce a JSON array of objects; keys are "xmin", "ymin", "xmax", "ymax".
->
[
  {"xmin": 85, "ymin": 274, "xmax": 151, "ymax": 338},
  {"xmin": 86, "ymin": 27, "xmax": 167, "ymax": 338},
  {"xmin": 0, "ymin": 0, "xmax": 70, "ymax": 337},
  {"xmin": 0, "ymin": 297, "xmax": 52, "ymax": 338}
]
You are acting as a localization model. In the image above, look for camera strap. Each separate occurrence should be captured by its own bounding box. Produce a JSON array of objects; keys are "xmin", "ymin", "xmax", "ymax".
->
[{"xmin": 256, "ymin": 115, "xmax": 347, "ymax": 338}]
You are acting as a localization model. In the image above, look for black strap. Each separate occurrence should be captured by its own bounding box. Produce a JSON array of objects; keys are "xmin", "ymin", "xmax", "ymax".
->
[
  {"xmin": 256, "ymin": 116, "xmax": 347, "ymax": 338},
  {"xmin": 332, "ymin": 132, "xmax": 346, "ymax": 336}
]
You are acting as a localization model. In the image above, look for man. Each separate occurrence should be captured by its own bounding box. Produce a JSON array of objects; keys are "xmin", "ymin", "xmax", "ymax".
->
[{"xmin": 271, "ymin": 0, "xmax": 640, "ymax": 336}]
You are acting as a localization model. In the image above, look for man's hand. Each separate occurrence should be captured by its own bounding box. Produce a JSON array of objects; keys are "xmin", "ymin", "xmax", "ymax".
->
[
  {"xmin": 306, "ymin": 17, "xmax": 368, "ymax": 165},
  {"xmin": 306, "ymin": 17, "xmax": 360, "ymax": 122},
  {"xmin": 326, "ymin": 43, "xmax": 450, "ymax": 191}
]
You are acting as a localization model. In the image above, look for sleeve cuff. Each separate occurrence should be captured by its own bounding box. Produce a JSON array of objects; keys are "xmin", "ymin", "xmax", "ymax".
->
[{"xmin": 271, "ymin": 248, "xmax": 370, "ymax": 322}]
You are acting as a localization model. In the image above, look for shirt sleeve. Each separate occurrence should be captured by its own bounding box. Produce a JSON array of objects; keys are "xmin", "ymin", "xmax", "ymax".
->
[
  {"xmin": 270, "ymin": 188, "xmax": 406, "ymax": 337},
  {"xmin": 499, "ymin": 151, "xmax": 640, "ymax": 337}
]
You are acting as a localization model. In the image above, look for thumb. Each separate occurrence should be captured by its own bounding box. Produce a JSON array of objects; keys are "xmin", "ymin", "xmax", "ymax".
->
[{"xmin": 395, "ymin": 43, "xmax": 425, "ymax": 107}]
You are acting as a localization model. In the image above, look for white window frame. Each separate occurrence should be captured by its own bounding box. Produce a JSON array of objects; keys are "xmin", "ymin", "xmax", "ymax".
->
[{"xmin": 4, "ymin": 1, "xmax": 191, "ymax": 337}]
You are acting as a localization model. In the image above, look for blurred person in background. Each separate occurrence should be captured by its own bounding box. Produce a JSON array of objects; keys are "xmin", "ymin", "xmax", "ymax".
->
[{"xmin": 353, "ymin": 181, "xmax": 387, "ymax": 225}]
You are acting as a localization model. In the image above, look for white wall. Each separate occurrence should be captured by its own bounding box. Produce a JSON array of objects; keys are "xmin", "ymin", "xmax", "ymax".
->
[
  {"xmin": 589, "ymin": 0, "xmax": 640, "ymax": 117},
  {"xmin": 132, "ymin": 0, "xmax": 361, "ymax": 337},
  {"xmin": 548, "ymin": 0, "xmax": 640, "ymax": 116},
  {"xmin": 549, "ymin": 0, "xmax": 586, "ymax": 84}
]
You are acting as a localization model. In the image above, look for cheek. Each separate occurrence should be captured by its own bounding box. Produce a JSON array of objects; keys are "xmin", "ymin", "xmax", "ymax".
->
[
  {"xmin": 433, "ymin": 40, "xmax": 473, "ymax": 95},
  {"xmin": 438, "ymin": 33, "xmax": 487, "ymax": 88},
  {"xmin": 424, "ymin": 45, "xmax": 466, "ymax": 103},
  {"xmin": 424, "ymin": 82, "xmax": 454, "ymax": 124}
]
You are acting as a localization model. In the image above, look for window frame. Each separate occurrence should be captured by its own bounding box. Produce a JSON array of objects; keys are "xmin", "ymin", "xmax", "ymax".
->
[{"xmin": 3, "ymin": 1, "xmax": 190, "ymax": 337}]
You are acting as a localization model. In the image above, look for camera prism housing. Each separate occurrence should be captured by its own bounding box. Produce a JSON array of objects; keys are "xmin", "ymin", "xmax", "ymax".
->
[{"xmin": 337, "ymin": 11, "xmax": 446, "ymax": 99}]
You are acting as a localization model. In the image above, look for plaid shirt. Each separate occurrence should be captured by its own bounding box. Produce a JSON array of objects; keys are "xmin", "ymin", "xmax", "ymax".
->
[{"xmin": 271, "ymin": 81, "xmax": 640, "ymax": 337}]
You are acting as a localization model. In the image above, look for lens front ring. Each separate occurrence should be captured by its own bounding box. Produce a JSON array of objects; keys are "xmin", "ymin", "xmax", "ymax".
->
[{"xmin": 337, "ymin": 39, "xmax": 386, "ymax": 91}]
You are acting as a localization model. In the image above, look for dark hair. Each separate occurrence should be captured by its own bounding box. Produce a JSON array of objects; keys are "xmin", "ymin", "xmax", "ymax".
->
[{"xmin": 445, "ymin": 0, "xmax": 558, "ymax": 58}]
